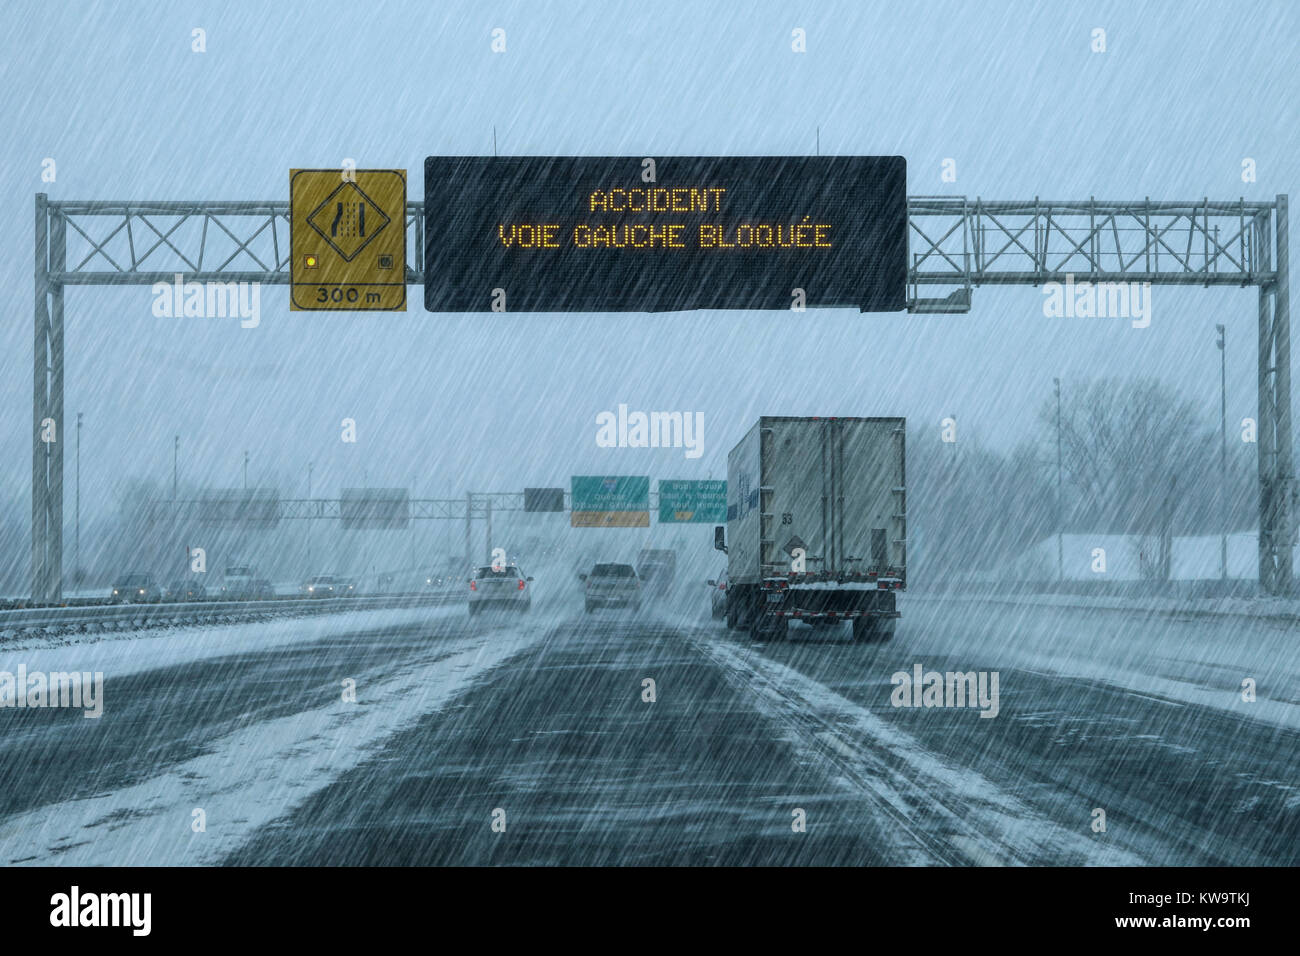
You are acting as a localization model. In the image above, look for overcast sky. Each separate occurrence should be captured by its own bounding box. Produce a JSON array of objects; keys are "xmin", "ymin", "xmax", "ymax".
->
[{"xmin": 2, "ymin": 0, "xmax": 1296, "ymax": 527}]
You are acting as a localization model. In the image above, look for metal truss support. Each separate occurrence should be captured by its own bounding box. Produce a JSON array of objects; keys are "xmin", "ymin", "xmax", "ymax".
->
[
  {"xmin": 146, "ymin": 492, "xmax": 585, "ymax": 523},
  {"xmin": 1257, "ymin": 197, "xmax": 1293, "ymax": 592},
  {"xmin": 31, "ymin": 193, "xmax": 1294, "ymax": 598},
  {"xmin": 32, "ymin": 195, "xmax": 65, "ymax": 604}
]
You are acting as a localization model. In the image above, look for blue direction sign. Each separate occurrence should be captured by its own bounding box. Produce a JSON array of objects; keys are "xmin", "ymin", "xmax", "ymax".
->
[
  {"xmin": 658, "ymin": 480, "xmax": 727, "ymax": 523},
  {"xmin": 571, "ymin": 476, "xmax": 650, "ymax": 527}
]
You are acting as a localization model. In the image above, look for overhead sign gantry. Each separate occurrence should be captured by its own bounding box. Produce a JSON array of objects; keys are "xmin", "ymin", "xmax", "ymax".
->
[{"xmin": 30, "ymin": 177, "xmax": 1293, "ymax": 600}]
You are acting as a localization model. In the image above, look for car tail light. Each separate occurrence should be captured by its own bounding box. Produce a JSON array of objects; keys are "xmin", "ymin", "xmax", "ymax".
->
[
  {"xmin": 469, "ymin": 580, "xmax": 477, "ymax": 591},
  {"xmin": 517, "ymin": 579, "xmax": 525, "ymax": 590}
]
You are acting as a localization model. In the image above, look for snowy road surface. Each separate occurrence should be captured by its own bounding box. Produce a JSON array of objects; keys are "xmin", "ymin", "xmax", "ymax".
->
[{"xmin": 0, "ymin": 593, "xmax": 1295, "ymax": 866}]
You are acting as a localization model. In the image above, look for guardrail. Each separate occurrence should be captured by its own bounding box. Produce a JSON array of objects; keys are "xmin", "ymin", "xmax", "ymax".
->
[{"xmin": 0, "ymin": 591, "xmax": 459, "ymax": 639}]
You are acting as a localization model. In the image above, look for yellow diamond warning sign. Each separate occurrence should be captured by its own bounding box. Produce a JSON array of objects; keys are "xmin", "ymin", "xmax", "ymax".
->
[
  {"xmin": 306, "ymin": 181, "xmax": 393, "ymax": 262},
  {"xmin": 290, "ymin": 169, "xmax": 406, "ymax": 310}
]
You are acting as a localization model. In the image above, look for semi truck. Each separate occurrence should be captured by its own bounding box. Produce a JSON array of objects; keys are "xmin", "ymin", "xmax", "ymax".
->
[{"xmin": 715, "ymin": 416, "xmax": 906, "ymax": 642}]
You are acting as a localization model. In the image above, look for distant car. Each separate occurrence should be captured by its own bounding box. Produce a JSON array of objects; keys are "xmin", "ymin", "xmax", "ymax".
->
[
  {"xmin": 302, "ymin": 575, "xmax": 340, "ymax": 597},
  {"xmin": 636, "ymin": 549, "xmax": 677, "ymax": 598},
  {"xmin": 165, "ymin": 580, "xmax": 206, "ymax": 602},
  {"xmin": 337, "ymin": 577, "xmax": 359, "ymax": 597},
  {"xmin": 708, "ymin": 570, "xmax": 727, "ymax": 620},
  {"xmin": 581, "ymin": 563, "xmax": 641, "ymax": 613},
  {"xmin": 111, "ymin": 573, "xmax": 161, "ymax": 604},
  {"xmin": 468, "ymin": 564, "xmax": 532, "ymax": 616},
  {"xmin": 221, "ymin": 565, "xmax": 257, "ymax": 599},
  {"xmin": 250, "ymin": 578, "xmax": 276, "ymax": 599}
]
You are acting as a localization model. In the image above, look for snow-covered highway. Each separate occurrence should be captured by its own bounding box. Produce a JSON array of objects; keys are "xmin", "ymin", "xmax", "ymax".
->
[{"xmin": 1, "ymin": 590, "xmax": 1293, "ymax": 866}]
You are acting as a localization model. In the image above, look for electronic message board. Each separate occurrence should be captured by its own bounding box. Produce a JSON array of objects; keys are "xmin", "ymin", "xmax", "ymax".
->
[
  {"xmin": 424, "ymin": 156, "xmax": 906, "ymax": 313},
  {"xmin": 523, "ymin": 487, "xmax": 566, "ymax": 513}
]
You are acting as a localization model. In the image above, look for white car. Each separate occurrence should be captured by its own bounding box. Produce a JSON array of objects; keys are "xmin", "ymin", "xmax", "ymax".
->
[
  {"xmin": 468, "ymin": 564, "xmax": 533, "ymax": 616},
  {"xmin": 582, "ymin": 563, "xmax": 641, "ymax": 613}
]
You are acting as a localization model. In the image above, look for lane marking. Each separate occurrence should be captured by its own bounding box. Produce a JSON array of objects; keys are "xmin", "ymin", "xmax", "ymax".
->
[
  {"xmin": 0, "ymin": 625, "xmax": 547, "ymax": 866},
  {"xmin": 686, "ymin": 629, "xmax": 1145, "ymax": 867}
]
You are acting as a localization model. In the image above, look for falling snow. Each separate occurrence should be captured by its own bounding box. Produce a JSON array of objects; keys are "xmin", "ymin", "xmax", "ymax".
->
[{"xmin": 0, "ymin": 1, "xmax": 1297, "ymax": 869}]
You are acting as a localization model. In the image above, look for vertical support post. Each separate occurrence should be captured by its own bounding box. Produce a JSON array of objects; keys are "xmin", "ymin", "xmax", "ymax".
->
[
  {"xmin": 32, "ymin": 194, "xmax": 49, "ymax": 603},
  {"xmin": 1274, "ymin": 195, "xmax": 1292, "ymax": 592},
  {"xmin": 49, "ymin": 210, "xmax": 65, "ymax": 602},
  {"xmin": 306, "ymin": 462, "xmax": 313, "ymax": 572},
  {"xmin": 1257, "ymin": 209, "xmax": 1276, "ymax": 592},
  {"xmin": 485, "ymin": 499, "xmax": 493, "ymax": 564},
  {"xmin": 75, "ymin": 412, "xmax": 82, "ymax": 586},
  {"xmin": 1055, "ymin": 377, "xmax": 1063, "ymax": 582},
  {"xmin": 1217, "ymin": 325, "xmax": 1227, "ymax": 581},
  {"xmin": 1258, "ymin": 282, "xmax": 1275, "ymax": 592}
]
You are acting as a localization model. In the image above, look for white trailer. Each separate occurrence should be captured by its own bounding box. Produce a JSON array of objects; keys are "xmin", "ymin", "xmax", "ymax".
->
[{"xmin": 716, "ymin": 416, "xmax": 905, "ymax": 641}]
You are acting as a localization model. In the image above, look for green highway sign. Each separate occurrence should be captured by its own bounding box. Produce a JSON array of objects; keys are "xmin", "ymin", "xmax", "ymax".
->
[
  {"xmin": 658, "ymin": 479, "xmax": 727, "ymax": 523},
  {"xmin": 570, "ymin": 476, "xmax": 650, "ymax": 527}
]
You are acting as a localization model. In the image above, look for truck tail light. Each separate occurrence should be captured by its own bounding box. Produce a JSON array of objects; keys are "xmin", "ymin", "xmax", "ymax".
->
[
  {"xmin": 469, "ymin": 580, "xmax": 477, "ymax": 591},
  {"xmin": 518, "ymin": 579, "xmax": 526, "ymax": 590}
]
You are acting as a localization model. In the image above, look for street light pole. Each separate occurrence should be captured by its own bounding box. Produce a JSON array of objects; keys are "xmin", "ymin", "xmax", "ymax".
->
[
  {"xmin": 1055, "ymin": 378, "xmax": 1063, "ymax": 583},
  {"xmin": 243, "ymin": 450, "xmax": 249, "ymax": 490},
  {"xmin": 306, "ymin": 461, "xmax": 314, "ymax": 572},
  {"xmin": 75, "ymin": 412, "xmax": 82, "ymax": 585},
  {"xmin": 1217, "ymin": 324, "xmax": 1227, "ymax": 581},
  {"xmin": 410, "ymin": 474, "xmax": 418, "ymax": 572},
  {"xmin": 465, "ymin": 492, "xmax": 472, "ymax": 574},
  {"xmin": 172, "ymin": 435, "xmax": 179, "ymax": 501}
]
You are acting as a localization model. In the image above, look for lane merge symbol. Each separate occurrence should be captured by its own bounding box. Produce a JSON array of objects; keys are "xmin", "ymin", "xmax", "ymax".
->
[{"xmin": 305, "ymin": 181, "xmax": 391, "ymax": 262}]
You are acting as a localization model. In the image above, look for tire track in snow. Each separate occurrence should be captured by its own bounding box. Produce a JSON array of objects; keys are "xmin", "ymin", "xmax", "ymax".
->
[
  {"xmin": 685, "ymin": 629, "xmax": 1146, "ymax": 866},
  {"xmin": 0, "ymin": 623, "xmax": 546, "ymax": 866}
]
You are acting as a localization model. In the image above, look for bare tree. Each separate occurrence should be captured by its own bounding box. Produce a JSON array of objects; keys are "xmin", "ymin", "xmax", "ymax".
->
[{"xmin": 1040, "ymin": 378, "xmax": 1216, "ymax": 538}]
